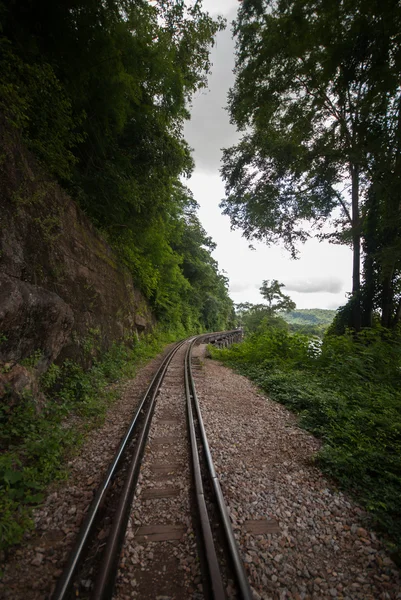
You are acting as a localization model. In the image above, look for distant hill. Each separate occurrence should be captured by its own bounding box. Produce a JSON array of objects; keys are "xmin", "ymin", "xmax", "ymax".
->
[{"xmin": 280, "ymin": 309, "xmax": 337, "ymax": 328}]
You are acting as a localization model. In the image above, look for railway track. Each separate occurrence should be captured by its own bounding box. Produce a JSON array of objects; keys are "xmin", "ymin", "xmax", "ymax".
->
[{"xmin": 52, "ymin": 331, "xmax": 250, "ymax": 600}]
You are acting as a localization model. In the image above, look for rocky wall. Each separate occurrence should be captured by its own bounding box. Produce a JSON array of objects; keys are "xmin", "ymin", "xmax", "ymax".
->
[{"xmin": 0, "ymin": 120, "xmax": 153, "ymax": 377}]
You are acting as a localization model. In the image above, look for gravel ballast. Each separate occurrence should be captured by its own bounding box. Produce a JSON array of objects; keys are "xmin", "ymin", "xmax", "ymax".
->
[
  {"xmin": 0, "ymin": 348, "xmax": 173, "ymax": 600},
  {"xmin": 192, "ymin": 344, "xmax": 401, "ymax": 600},
  {"xmin": 114, "ymin": 342, "xmax": 202, "ymax": 600},
  {"xmin": 1, "ymin": 340, "xmax": 400, "ymax": 600}
]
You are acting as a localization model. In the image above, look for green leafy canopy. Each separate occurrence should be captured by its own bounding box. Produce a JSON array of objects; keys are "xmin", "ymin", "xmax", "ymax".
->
[
  {"xmin": 0, "ymin": 0, "xmax": 233, "ymax": 332},
  {"xmin": 221, "ymin": 0, "xmax": 401, "ymax": 329}
]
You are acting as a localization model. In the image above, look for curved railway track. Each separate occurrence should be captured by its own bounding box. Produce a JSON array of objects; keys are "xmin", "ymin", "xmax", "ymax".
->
[{"xmin": 52, "ymin": 331, "xmax": 251, "ymax": 600}]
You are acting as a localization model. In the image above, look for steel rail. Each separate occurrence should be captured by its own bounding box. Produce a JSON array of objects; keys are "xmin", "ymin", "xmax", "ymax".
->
[
  {"xmin": 52, "ymin": 339, "xmax": 188, "ymax": 600},
  {"xmin": 92, "ymin": 338, "xmax": 190, "ymax": 599},
  {"xmin": 185, "ymin": 338, "xmax": 226, "ymax": 599},
  {"xmin": 187, "ymin": 336, "xmax": 253, "ymax": 600},
  {"xmin": 93, "ymin": 331, "xmax": 238, "ymax": 598},
  {"xmin": 53, "ymin": 330, "xmax": 242, "ymax": 600}
]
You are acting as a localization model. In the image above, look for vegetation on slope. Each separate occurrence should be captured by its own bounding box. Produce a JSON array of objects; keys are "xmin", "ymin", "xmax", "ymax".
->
[
  {"xmin": 281, "ymin": 309, "xmax": 337, "ymax": 336},
  {"xmin": 281, "ymin": 309, "xmax": 337, "ymax": 327},
  {"xmin": 0, "ymin": 328, "xmax": 179, "ymax": 552}
]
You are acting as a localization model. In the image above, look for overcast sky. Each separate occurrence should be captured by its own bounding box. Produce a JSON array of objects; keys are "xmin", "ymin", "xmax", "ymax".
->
[{"xmin": 183, "ymin": 0, "xmax": 352, "ymax": 310}]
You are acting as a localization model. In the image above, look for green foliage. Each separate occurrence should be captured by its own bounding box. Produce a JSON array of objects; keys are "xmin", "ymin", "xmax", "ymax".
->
[
  {"xmin": 234, "ymin": 280, "xmax": 295, "ymax": 334},
  {"xmin": 0, "ymin": 39, "xmax": 80, "ymax": 180},
  {"xmin": 243, "ymin": 308, "xmax": 290, "ymax": 335},
  {"xmin": 211, "ymin": 325, "xmax": 401, "ymax": 550},
  {"xmin": 281, "ymin": 308, "xmax": 337, "ymax": 337},
  {"xmin": 0, "ymin": 395, "xmax": 78, "ymax": 550},
  {"xmin": 112, "ymin": 187, "xmax": 234, "ymax": 332},
  {"xmin": 0, "ymin": 0, "xmax": 232, "ymax": 332},
  {"xmin": 20, "ymin": 350, "xmax": 44, "ymax": 370},
  {"xmin": 215, "ymin": 327, "xmax": 310, "ymax": 370},
  {"xmin": 0, "ymin": 327, "xmax": 182, "ymax": 552},
  {"xmin": 222, "ymin": 0, "xmax": 401, "ymax": 329},
  {"xmin": 0, "ymin": 0, "xmax": 223, "ymax": 214},
  {"xmin": 259, "ymin": 279, "xmax": 296, "ymax": 314}
]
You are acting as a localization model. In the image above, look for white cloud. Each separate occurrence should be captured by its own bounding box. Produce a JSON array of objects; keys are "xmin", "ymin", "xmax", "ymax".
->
[
  {"xmin": 201, "ymin": 0, "xmax": 238, "ymax": 17},
  {"xmin": 184, "ymin": 10, "xmax": 239, "ymax": 173},
  {"xmin": 229, "ymin": 281, "xmax": 254, "ymax": 293},
  {"xmin": 283, "ymin": 277, "xmax": 344, "ymax": 294},
  {"xmin": 186, "ymin": 172, "xmax": 352, "ymax": 310}
]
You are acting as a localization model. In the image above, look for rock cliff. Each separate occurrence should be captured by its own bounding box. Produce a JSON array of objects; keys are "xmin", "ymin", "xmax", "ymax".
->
[{"xmin": 0, "ymin": 119, "xmax": 153, "ymax": 382}]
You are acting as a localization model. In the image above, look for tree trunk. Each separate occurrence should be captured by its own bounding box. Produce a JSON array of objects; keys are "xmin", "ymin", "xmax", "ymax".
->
[
  {"xmin": 381, "ymin": 93, "xmax": 401, "ymax": 328},
  {"xmin": 393, "ymin": 297, "xmax": 401, "ymax": 328},
  {"xmin": 361, "ymin": 187, "xmax": 380, "ymax": 329},
  {"xmin": 361, "ymin": 253, "xmax": 374, "ymax": 328},
  {"xmin": 350, "ymin": 164, "xmax": 361, "ymax": 331},
  {"xmin": 381, "ymin": 271, "xmax": 394, "ymax": 328}
]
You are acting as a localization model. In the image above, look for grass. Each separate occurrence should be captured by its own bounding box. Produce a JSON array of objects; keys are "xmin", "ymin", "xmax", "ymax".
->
[
  {"xmin": 0, "ymin": 326, "xmax": 180, "ymax": 554},
  {"xmin": 210, "ymin": 326, "xmax": 401, "ymax": 557}
]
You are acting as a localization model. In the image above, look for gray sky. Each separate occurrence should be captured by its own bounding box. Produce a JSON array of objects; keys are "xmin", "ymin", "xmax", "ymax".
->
[{"xmin": 183, "ymin": 0, "xmax": 352, "ymax": 310}]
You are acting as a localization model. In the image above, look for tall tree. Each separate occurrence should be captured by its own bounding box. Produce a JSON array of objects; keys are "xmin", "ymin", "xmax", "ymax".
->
[
  {"xmin": 260, "ymin": 280, "xmax": 296, "ymax": 315},
  {"xmin": 222, "ymin": 0, "xmax": 401, "ymax": 330},
  {"xmin": 364, "ymin": 98, "xmax": 401, "ymax": 328}
]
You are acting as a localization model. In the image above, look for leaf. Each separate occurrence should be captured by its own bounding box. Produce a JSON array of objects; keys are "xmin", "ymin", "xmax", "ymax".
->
[{"xmin": 3, "ymin": 470, "xmax": 23, "ymax": 485}]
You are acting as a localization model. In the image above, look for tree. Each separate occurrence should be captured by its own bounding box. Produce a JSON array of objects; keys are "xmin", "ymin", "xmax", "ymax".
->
[
  {"xmin": 260, "ymin": 280, "xmax": 295, "ymax": 315},
  {"xmin": 222, "ymin": 0, "xmax": 401, "ymax": 330},
  {"xmin": 1, "ymin": 0, "xmax": 224, "ymax": 226},
  {"xmin": 361, "ymin": 106, "xmax": 401, "ymax": 328},
  {"xmin": 234, "ymin": 302, "xmax": 255, "ymax": 327},
  {"xmin": 234, "ymin": 301, "xmax": 290, "ymax": 334},
  {"xmin": 233, "ymin": 280, "xmax": 294, "ymax": 334},
  {"xmin": 0, "ymin": 0, "xmax": 234, "ymax": 333}
]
